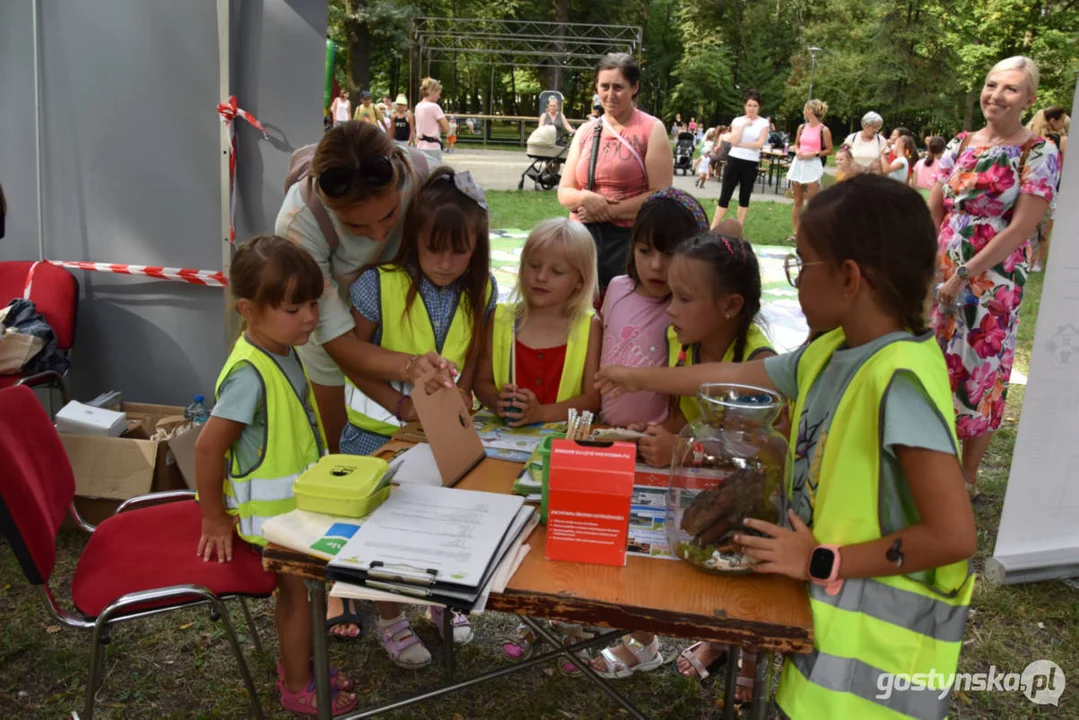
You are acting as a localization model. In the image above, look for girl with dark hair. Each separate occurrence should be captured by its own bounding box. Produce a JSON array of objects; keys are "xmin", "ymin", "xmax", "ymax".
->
[
  {"xmin": 558, "ymin": 52, "xmax": 674, "ymax": 292},
  {"xmin": 343, "ymin": 166, "xmax": 497, "ymax": 667},
  {"xmin": 196, "ymin": 235, "xmax": 359, "ymax": 716},
  {"xmin": 712, "ymin": 90, "xmax": 770, "ymax": 229},
  {"xmin": 599, "ymin": 188, "xmax": 710, "ymax": 429},
  {"xmin": 597, "ymin": 175, "xmax": 977, "ymax": 717}
]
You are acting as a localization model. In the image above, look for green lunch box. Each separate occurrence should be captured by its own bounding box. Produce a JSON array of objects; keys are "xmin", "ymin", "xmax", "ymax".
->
[{"xmin": 293, "ymin": 454, "xmax": 392, "ymax": 518}]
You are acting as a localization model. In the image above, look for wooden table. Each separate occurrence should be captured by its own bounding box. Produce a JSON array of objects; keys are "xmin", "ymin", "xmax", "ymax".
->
[{"xmin": 263, "ymin": 449, "xmax": 813, "ymax": 720}]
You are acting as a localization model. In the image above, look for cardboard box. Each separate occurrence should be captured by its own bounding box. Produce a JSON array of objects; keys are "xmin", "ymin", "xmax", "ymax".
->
[
  {"xmin": 545, "ymin": 439, "xmax": 636, "ymax": 567},
  {"xmin": 60, "ymin": 402, "xmax": 190, "ymax": 525}
]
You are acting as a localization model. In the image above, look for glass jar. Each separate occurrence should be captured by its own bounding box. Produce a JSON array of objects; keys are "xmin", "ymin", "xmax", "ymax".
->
[{"xmin": 665, "ymin": 383, "xmax": 790, "ymax": 575}]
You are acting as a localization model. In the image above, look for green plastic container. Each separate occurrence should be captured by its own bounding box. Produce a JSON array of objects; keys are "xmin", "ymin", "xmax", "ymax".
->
[
  {"xmin": 294, "ymin": 454, "xmax": 391, "ymax": 518},
  {"xmin": 538, "ymin": 435, "xmax": 559, "ymax": 523}
]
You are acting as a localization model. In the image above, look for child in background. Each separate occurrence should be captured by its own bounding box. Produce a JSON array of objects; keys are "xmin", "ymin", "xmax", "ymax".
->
[
  {"xmin": 834, "ymin": 145, "xmax": 862, "ymax": 182},
  {"xmin": 589, "ymin": 225, "xmax": 776, "ymax": 689},
  {"xmin": 694, "ymin": 129, "xmax": 712, "ymax": 187},
  {"xmin": 447, "ymin": 115, "xmax": 458, "ymax": 153},
  {"xmin": 596, "ymin": 175, "xmax": 976, "ymax": 717},
  {"xmin": 475, "ymin": 217, "xmax": 602, "ymax": 668},
  {"xmin": 476, "ymin": 217, "xmax": 601, "ymax": 428},
  {"xmin": 195, "ymin": 235, "xmax": 356, "ymax": 716},
  {"xmin": 910, "ymin": 136, "xmax": 946, "ymax": 190},
  {"xmin": 599, "ymin": 188, "xmax": 710, "ymax": 429},
  {"xmin": 342, "ymin": 167, "xmax": 497, "ymax": 667}
]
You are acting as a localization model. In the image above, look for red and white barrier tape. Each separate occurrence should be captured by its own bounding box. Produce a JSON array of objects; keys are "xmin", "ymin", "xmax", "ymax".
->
[
  {"xmin": 217, "ymin": 95, "xmax": 267, "ymax": 243},
  {"xmin": 48, "ymin": 261, "xmax": 228, "ymax": 287}
]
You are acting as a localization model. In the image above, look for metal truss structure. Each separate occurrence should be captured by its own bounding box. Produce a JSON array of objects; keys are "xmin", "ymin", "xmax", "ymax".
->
[{"xmin": 410, "ymin": 17, "xmax": 642, "ymax": 76}]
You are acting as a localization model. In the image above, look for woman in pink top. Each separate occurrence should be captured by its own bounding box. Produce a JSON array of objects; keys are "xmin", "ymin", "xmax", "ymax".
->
[
  {"xmin": 558, "ymin": 53, "xmax": 673, "ymax": 292},
  {"xmin": 785, "ymin": 99, "xmax": 833, "ymax": 237},
  {"xmin": 414, "ymin": 77, "xmax": 449, "ymax": 166}
]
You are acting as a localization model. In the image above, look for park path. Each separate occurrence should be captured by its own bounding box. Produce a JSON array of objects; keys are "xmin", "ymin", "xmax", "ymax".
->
[{"xmin": 441, "ymin": 148, "xmax": 794, "ymax": 204}]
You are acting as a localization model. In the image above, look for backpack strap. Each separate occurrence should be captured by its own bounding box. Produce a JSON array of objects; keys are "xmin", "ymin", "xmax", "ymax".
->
[
  {"xmin": 586, "ymin": 119, "xmax": 603, "ymax": 192},
  {"xmin": 299, "ymin": 178, "xmax": 341, "ymax": 252}
]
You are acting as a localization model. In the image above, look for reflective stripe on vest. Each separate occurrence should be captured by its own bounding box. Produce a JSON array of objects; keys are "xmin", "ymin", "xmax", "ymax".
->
[
  {"xmin": 215, "ymin": 335, "xmax": 326, "ymax": 546},
  {"xmin": 345, "ymin": 267, "xmax": 490, "ymax": 437},
  {"xmin": 491, "ymin": 303, "xmax": 592, "ymax": 402},
  {"xmin": 666, "ymin": 323, "xmax": 773, "ymax": 423},
  {"xmin": 776, "ymin": 328, "xmax": 974, "ymax": 720}
]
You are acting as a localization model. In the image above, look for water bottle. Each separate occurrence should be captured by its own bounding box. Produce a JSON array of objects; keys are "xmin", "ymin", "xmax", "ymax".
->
[{"xmin": 185, "ymin": 394, "xmax": 210, "ymax": 426}]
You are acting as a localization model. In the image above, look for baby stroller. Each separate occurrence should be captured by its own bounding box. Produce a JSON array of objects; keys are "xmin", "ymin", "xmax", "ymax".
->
[
  {"xmin": 518, "ymin": 125, "xmax": 569, "ymax": 190},
  {"xmin": 673, "ymin": 131, "xmax": 696, "ymax": 175}
]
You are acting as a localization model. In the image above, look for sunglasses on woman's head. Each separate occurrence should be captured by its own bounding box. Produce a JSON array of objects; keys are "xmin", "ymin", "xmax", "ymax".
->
[{"xmin": 317, "ymin": 155, "xmax": 395, "ymax": 198}]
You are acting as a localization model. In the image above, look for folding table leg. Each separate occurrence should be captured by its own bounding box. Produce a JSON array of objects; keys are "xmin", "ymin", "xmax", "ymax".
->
[
  {"xmin": 750, "ymin": 650, "xmax": 775, "ymax": 720},
  {"xmin": 239, "ymin": 597, "xmax": 264, "ymax": 655},
  {"xmin": 722, "ymin": 646, "xmax": 741, "ymax": 720},
  {"xmin": 442, "ymin": 607, "xmax": 455, "ymax": 678},
  {"xmin": 520, "ymin": 617, "xmax": 649, "ymax": 720},
  {"xmin": 306, "ymin": 580, "xmax": 333, "ymax": 720}
]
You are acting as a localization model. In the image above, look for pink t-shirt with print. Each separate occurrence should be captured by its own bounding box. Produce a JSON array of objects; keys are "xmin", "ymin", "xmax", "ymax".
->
[{"xmin": 599, "ymin": 275, "xmax": 671, "ymax": 426}]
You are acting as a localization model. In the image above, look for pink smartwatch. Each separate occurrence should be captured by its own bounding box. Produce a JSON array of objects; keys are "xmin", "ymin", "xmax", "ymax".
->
[{"xmin": 808, "ymin": 544, "xmax": 843, "ymax": 595}]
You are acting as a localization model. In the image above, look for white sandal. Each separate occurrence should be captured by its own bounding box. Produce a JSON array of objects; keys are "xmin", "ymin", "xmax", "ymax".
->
[{"xmin": 593, "ymin": 635, "xmax": 664, "ymax": 679}]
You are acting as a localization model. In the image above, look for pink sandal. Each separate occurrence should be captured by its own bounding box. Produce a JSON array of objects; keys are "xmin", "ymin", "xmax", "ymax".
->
[
  {"xmin": 277, "ymin": 676, "xmax": 357, "ymax": 717},
  {"xmin": 278, "ymin": 662, "xmax": 355, "ymax": 692},
  {"xmin": 379, "ymin": 616, "xmax": 431, "ymax": 669}
]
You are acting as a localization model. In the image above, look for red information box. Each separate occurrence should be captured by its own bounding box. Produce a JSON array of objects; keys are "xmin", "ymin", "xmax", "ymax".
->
[{"xmin": 545, "ymin": 439, "xmax": 636, "ymax": 567}]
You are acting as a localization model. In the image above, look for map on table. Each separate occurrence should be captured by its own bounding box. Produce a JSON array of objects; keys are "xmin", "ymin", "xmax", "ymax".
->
[{"xmin": 490, "ymin": 230, "xmax": 809, "ymax": 354}]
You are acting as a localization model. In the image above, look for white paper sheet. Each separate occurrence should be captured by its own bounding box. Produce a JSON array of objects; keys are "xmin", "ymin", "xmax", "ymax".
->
[
  {"xmin": 388, "ymin": 443, "xmax": 444, "ymax": 486},
  {"xmin": 328, "ymin": 484, "xmax": 525, "ymax": 589}
]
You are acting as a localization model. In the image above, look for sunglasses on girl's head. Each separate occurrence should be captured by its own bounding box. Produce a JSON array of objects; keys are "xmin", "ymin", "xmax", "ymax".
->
[{"xmin": 317, "ymin": 155, "xmax": 395, "ymax": 198}]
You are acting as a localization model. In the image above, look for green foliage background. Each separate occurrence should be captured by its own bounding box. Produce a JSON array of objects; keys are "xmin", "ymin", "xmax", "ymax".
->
[{"xmin": 329, "ymin": 0, "xmax": 1078, "ymax": 138}]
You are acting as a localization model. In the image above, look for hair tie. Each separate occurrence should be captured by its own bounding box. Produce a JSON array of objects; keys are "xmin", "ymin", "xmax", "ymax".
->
[
  {"xmin": 448, "ymin": 170, "xmax": 487, "ymax": 210},
  {"xmin": 720, "ymin": 236, "xmax": 735, "ymax": 257},
  {"xmin": 647, "ymin": 187, "xmax": 710, "ymax": 233}
]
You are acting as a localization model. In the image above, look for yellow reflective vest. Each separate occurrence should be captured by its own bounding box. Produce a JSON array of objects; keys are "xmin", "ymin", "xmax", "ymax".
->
[
  {"xmin": 491, "ymin": 303, "xmax": 593, "ymax": 402},
  {"xmin": 776, "ymin": 328, "xmax": 975, "ymax": 720},
  {"xmin": 345, "ymin": 267, "xmax": 491, "ymax": 437},
  {"xmin": 215, "ymin": 335, "xmax": 326, "ymax": 546},
  {"xmin": 666, "ymin": 323, "xmax": 774, "ymax": 423}
]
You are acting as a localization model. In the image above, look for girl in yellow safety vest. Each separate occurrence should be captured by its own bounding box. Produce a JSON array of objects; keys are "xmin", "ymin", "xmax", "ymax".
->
[
  {"xmin": 195, "ymin": 236, "xmax": 358, "ymax": 716},
  {"xmin": 475, "ymin": 217, "xmax": 602, "ymax": 670},
  {"xmin": 595, "ymin": 174, "xmax": 977, "ymax": 719},
  {"xmin": 590, "ymin": 227, "xmax": 779, "ymax": 691},
  {"xmin": 341, "ymin": 166, "xmax": 497, "ymax": 669}
]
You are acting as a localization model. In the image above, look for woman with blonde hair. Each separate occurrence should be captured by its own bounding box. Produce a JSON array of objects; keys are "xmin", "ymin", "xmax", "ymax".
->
[
  {"xmin": 786, "ymin": 98, "xmax": 833, "ymax": 237},
  {"xmin": 415, "ymin": 77, "xmax": 450, "ymax": 166},
  {"xmin": 930, "ymin": 56, "xmax": 1061, "ymax": 499}
]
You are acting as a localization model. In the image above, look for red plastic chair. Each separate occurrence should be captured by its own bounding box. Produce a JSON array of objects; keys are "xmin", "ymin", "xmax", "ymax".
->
[
  {"xmin": 0, "ymin": 261, "xmax": 78, "ymax": 403},
  {"xmin": 0, "ymin": 386, "xmax": 276, "ymax": 719}
]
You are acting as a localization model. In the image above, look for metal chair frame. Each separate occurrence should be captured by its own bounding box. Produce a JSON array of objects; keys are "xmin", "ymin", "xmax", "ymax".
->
[{"xmin": 36, "ymin": 490, "xmax": 268, "ymax": 719}]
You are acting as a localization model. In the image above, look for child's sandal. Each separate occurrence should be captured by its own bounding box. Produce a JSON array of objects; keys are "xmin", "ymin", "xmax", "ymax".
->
[
  {"xmin": 428, "ymin": 605, "xmax": 475, "ymax": 645},
  {"xmin": 551, "ymin": 621, "xmax": 595, "ymax": 676},
  {"xmin": 379, "ymin": 616, "xmax": 431, "ymax": 669},
  {"xmin": 278, "ymin": 677, "xmax": 357, "ymax": 717},
  {"xmin": 277, "ymin": 662, "xmax": 356, "ymax": 692},
  {"xmin": 503, "ymin": 622, "xmax": 536, "ymax": 661},
  {"xmin": 592, "ymin": 635, "xmax": 664, "ymax": 679}
]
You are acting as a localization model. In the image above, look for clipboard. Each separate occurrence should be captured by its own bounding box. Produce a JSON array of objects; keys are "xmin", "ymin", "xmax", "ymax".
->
[{"xmin": 409, "ymin": 370, "xmax": 486, "ymax": 487}]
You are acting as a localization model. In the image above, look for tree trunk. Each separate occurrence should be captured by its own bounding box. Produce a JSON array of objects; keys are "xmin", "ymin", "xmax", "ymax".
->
[
  {"xmin": 552, "ymin": 0, "xmax": 568, "ymax": 91},
  {"xmin": 962, "ymin": 89, "xmax": 978, "ymax": 131},
  {"xmin": 344, "ymin": 0, "xmax": 371, "ymax": 94}
]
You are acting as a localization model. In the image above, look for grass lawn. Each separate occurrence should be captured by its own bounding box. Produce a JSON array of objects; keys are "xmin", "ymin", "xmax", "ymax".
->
[
  {"xmin": 1, "ymin": 254, "xmax": 1073, "ymax": 715},
  {"xmin": 487, "ymin": 189, "xmax": 802, "ymax": 247}
]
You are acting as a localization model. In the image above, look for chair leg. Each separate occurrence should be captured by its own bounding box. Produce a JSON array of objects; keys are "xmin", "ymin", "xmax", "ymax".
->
[
  {"xmin": 210, "ymin": 596, "xmax": 266, "ymax": 720},
  {"xmin": 239, "ymin": 597, "xmax": 264, "ymax": 655},
  {"xmin": 83, "ymin": 622, "xmax": 110, "ymax": 720}
]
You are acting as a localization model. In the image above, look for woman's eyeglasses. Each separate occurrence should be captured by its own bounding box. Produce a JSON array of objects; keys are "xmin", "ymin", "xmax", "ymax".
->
[
  {"xmin": 317, "ymin": 155, "xmax": 395, "ymax": 198},
  {"xmin": 784, "ymin": 253, "xmax": 828, "ymax": 288}
]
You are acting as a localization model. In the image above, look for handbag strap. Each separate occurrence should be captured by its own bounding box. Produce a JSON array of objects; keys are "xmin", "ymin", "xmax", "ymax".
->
[{"xmin": 587, "ymin": 119, "xmax": 603, "ymax": 192}]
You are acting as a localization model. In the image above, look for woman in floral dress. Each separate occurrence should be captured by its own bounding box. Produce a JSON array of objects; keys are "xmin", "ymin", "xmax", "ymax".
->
[{"xmin": 930, "ymin": 56, "xmax": 1060, "ymax": 498}]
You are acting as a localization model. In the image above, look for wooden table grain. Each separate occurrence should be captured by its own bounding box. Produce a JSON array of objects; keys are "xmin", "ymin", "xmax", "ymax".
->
[{"xmin": 263, "ymin": 447, "xmax": 813, "ymax": 655}]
